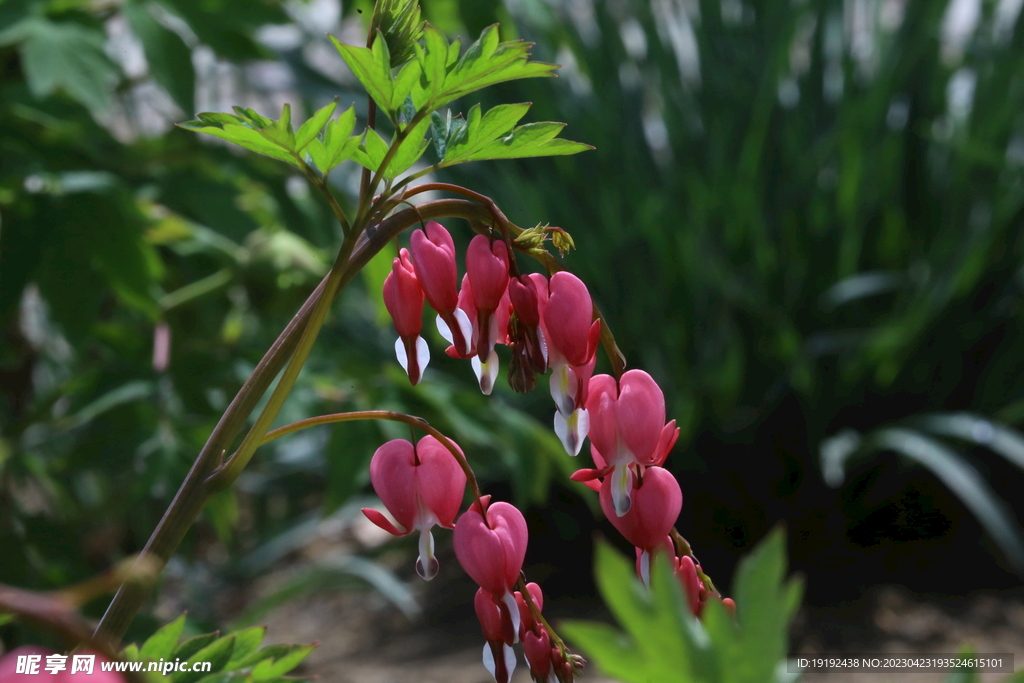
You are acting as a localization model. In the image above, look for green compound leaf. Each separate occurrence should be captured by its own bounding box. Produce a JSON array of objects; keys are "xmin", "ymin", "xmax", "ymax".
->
[
  {"xmin": 181, "ymin": 101, "xmax": 340, "ymax": 169},
  {"xmin": 224, "ymin": 627, "xmax": 267, "ymax": 668},
  {"xmin": 430, "ymin": 24, "xmax": 558, "ymax": 110},
  {"xmin": 389, "ymin": 115, "xmax": 432, "ymax": 176},
  {"xmin": 561, "ymin": 528, "xmax": 801, "ymax": 683}
]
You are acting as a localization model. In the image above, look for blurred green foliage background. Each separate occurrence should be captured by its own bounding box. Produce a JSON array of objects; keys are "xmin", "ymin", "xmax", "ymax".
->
[{"xmin": 3, "ymin": 0, "xmax": 1024, "ymax": 649}]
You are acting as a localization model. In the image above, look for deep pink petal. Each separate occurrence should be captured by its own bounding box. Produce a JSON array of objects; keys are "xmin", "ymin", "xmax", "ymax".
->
[
  {"xmin": 509, "ymin": 276, "xmax": 540, "ymax": 327},
  {"xmin": 542, "ymin": 272, "xmax": 593, "ymax": 366},
  {"xmin": 361, "ymin": 508, "xmax": 409, "ymax": 536},
  {"xmin": 415, "ymin": 435, "xmax": 467, "ymax": 528},
  {"xmin": 467, "ymin": 235, "xmax": 510, "ymax": 311},
  {"xmin": 382, "ymin": 251, "xmax": 424, "ymax": 338},
  {"xmin": 600, "ymin": 466, "xmax": 682, "ymax": 550},
  {"xmin": 653, "ymin": 421, "xmax": 680, "ymax": 466},
  {"xmin": 454, "ymin": 509, "xmax": 508, "ymax": 595},
  {"xmin": 676, "ymin": 556, "xmax": 703, "ymax": 616},
  {"xmin": 523, "ymin": 629, "xmax": 552, "ymax": 678},
  {"xmin": 369, "ymin": 439, "xmax": 419, "ymax": 531},
  {"xmin": 488, "ymin": 502, "xmax": 529, "ymax": 591},
  {"xmin": 410, "ymin": 222, "xmax": 458, "ymax": 313},
  {"xmin": 585, "ymin": 375, "xmax": 619, "ymax": 461},
  {"xmin": 475, "ymin": 588, "xmax": 505, "ymax": 642},
  {"xmin": 615, "ymin": 370, "xmax": 666, "ymax": 464}
]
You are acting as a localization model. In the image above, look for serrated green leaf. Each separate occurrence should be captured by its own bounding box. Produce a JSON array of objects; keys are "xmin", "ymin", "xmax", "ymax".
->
[
  {"xmin": 430, "ymin": 25, "xmax": 557, "ymax": 109},
  {"xmin": 173, "ymin": 635, "xmax": 234, "ymax": 683},
  {"xmin": 391, "ymin": 59, "xmax": 422, "ymax": 112},
  {"xmin": 173, "ymin": 634, "xmax": 219, "ymax": 662},
  {"xmin": 249, "ymin": 645, "xmax": 314, "ymax": 680},
  {"xmin": 452, "ymin": 121, "xmax": 591, "ymax": 163},
  {"xmin": 179, "ymin": 123, "xmax": 302, "ymax": 168},
  {"xmin": 197, "ymin": 112, "xmax": 243, "ymax": 127},
  {"xmin": 140, "ymin": 614, "xmax": 187, "ymax": 663},
  {"xmin": 351, "ymin": 128, "xmax": 390, "ymax": 174},
  {"xmin": 330, "ymin": 33, "xmax": 394, "ymax": 114},
  {"xmin": 295, "ymin": 100, "xmax": 338, "ymax": 151},
  {"xmin": 439, "ymin": 103, "xmax": 591, "ymax": 165},
  {"xmin": 563, "ymin": 532, "xmax": 800, "ymax": 683},
  {"xmin": 123, "ymin": 3, "xmax": 195, "ymax": 113},
  {"xmin": 232, "ymin": 107, "xmax": 274, "ymax": 130},
  {"xmin": 415, "ymin": 25, "xmax": 449, "ymax": 104},
  {"xmin": 443, "ymin": 102, "xmax": 530, "ymax": 160},
  {"xmin": 305, "ymin": 106, "xmax": 359, "ymax": 174},
  {"xmin": 256, "ymin": 104, "xmax": 294, "ymax": 150}
]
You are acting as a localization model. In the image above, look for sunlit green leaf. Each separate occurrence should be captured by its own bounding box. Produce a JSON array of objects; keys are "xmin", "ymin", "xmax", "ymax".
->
[
  {"xmin": 140, "ymin": 613, "xmax": 187, "ymax": 663},
  {"xmin": 295, "ymin": 100, "xmax": 338, "ymax": 151},
  {"xmin": 330, "ymin": 33, "xmax": 394, "ymax": 115},
  {"xmin": 305, "ymin": 106, "xmax": 360, "ymax": 173}
]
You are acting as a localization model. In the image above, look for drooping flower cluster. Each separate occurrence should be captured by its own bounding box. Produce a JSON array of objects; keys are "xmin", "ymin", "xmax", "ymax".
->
[
  {"xmin": 374, "ymin": 221, "xmax": 734, "ymax": 683},
  {"xmin": 515, "ymin": 582, "xmax": 583, "ymax": 683},
  {"xmin": 383, "ymin": 221, "xmax": 600, "ymax": 456}
]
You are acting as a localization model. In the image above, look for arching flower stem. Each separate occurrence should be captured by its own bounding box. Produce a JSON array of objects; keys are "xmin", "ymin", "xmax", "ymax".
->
[{"xmin": 252, "ymin": 410, "xmax": 486, "ymax": 514}]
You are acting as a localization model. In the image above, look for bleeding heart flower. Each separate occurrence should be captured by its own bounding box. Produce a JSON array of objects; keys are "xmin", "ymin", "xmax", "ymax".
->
[
  {"xmin": 454, "ymin": 499, "xmax": 528, "ymax": 597},
  {"xmin": 600, "ymin": 466, "xmax": 682, "ymax": 575},
  {"xmin": 523, "ymin": 628, "xmax": 552, "ymax": 682},
  {"xmin": 361, "ymin": 436, "xmax": 467, "ymax": 580},
  {"xmin": 634, "ymin": 535, "xmax": 676, "ymax": 586},
  {"xmin": 542, "ymin": 272, "xmax": 594, "ymax": 368},
  {"xmin": 514, "ymin": 581, "xmax": 544, "ymax": 640},
  {"xmin": 676, "ymin": 555, "xmax": 705, "ymax": 616},
  {"xmin": 410, "ymin": 221, "xmax": 473, "ymax": 356},
  {"xmin": 383, "ymin": 248, "xmax": 429, "ymax": 385},
  {"xmin": 539, "ymin": 273, "xmax": 601, "ymax": 456},
  {"xmin": 475, "ymin": 588, "xmax": 517, "ymax": 683},
  {"xmin": 444, "ymin": 274, "xmax": 512, "ymax": 395},
  {"xmin": 586, "ymin": 370, "xmax": 679, "ymax": 515},
  {"xmin": 467, "ymin": 235, "xmax": 510, "ymax": 360}
]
